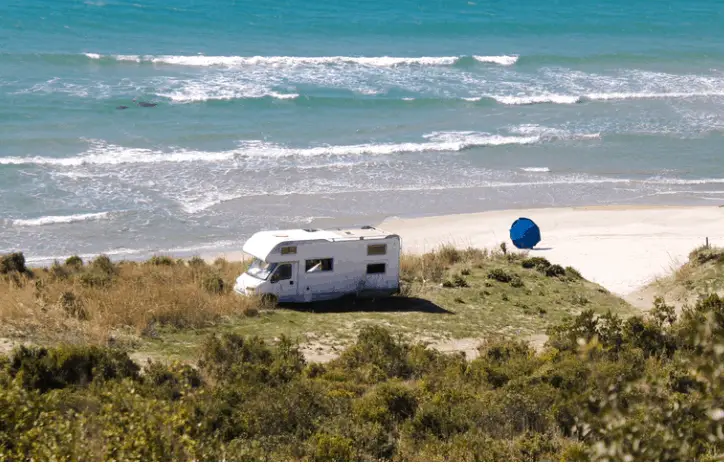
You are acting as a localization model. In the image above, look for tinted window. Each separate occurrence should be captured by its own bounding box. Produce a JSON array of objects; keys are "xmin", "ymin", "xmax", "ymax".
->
[
  {"xmin": 367, "ymin": 263, "xmax": 386, "ymax": 274},
  {"xmin": 281, "ymin": 246, "xmax": 297, "ymax": 255},
  {"xmin": 367, "ymin": 244, "xmax": 387, "ymax": 255},
  {"xmin": 306, "ymin": 258, "xmax": 333, "ymax": 272},
  {"xmin": 273, "ymin": 263, "xmax": 292, "ymax": 280}
]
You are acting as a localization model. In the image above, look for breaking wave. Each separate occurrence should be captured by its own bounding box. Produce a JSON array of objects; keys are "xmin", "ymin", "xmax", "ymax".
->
[
  {"xmin": 84, "ymin": 53, "xmax": 519, "ymax": 67},
  {"xmin": 472, "ymin": 91, "xmax": 723, "ymax": 105},
  {"xmin": 0, "ymin": 130, "xmax": 591, "ymax": 167},
  {"xmin": 9, "ymin": 212, "xmax": 112, "ymax": 227}
]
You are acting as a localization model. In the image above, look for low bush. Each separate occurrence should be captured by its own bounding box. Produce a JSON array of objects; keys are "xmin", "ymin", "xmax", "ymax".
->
[
  {"xmin": 545, "ymin": 264, "xmax": 566, "ymax": 277},
  {"xmin": 65, "ymin": 255, "xmax": 84, "ymax": 268},
  {"xmin": 487, "ymin": 268, "xmax": 512, "ymax": 283},
  {"xmin": 201, "ymin": 274, "xmax": 225, "ymax": 294},
  {"xmin": 147, "ymin": 255, "xmax": 175, "ymax": 266},
  {"xmin": 522, "ymin": 256, "xmax": 550, "ymax": 270},
  {"xmin": 0, "ymin": 252, "xmax": 28, "ymax": 275},
  {"xmin": 6, "ymin": 345, "xmax": 139, "ymax": 392}
]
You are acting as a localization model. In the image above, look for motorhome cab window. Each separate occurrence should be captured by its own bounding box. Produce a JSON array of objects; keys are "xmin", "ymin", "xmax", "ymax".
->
[
  {"xmin": 271, "ymin": 263, "xmax": 292, "ymax": 281},
  {"xmin": 306, "ymin": 258, "xmax": 333, "ymax": 273},
  {"xmin": 367, "ymin": 263, "xmax": 386, "ymax": 274},
  {"xmin": 246, "ymin": 259, "xmax": 277, "ymax": 280},
  {"xmin": 280, "ymin": 246, "xmax": 297, "ymax": 255},
  {"xmin": 367, "ymin": 244, "xmax": 386, "ymax": 255}
]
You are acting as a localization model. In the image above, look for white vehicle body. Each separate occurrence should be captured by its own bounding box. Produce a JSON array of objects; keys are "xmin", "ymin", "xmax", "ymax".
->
[{"xmin": 233, "ymin": 226, "xmax": 401, "ymax": 303}]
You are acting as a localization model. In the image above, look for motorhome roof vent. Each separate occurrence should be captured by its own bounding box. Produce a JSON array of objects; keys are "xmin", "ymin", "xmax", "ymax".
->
[{"xmin": 302, "ymin": 228, "xmax": 319, "ymax": 232}]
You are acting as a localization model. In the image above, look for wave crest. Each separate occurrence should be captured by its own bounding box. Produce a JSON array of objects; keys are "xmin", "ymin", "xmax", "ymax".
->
[
  {"xmin": 85, "ymin": 53, "xmax": 519, "ymax": 67},
  {"xmin": 10, "ymin": 212, "xmax": 112, "ymax": 227}
]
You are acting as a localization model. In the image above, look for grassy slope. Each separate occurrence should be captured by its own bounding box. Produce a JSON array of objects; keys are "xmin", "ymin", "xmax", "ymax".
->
[
  {"xmin": 0, "ymin": 246, "xmax": 636, "ymax": 363},
  {"xmin": 629, "ymin": 246, "xmax": 724, "ymax": 312}
]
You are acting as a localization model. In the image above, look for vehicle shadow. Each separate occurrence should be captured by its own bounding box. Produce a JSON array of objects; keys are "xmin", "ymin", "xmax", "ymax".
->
[{"xmin": 279, "ymin": 296, "xmax": 454, "ymax": 314}]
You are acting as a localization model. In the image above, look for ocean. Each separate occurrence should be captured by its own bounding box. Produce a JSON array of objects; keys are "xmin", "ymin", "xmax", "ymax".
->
[{"xmin": 0, "ymin": 0, "xmax": 723, "ymax": 264}]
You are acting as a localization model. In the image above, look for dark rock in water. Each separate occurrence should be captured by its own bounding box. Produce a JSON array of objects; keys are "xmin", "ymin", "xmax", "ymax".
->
[{"xmin": 116, "ymin": 105, "xmax": 129, "ymax": 110}]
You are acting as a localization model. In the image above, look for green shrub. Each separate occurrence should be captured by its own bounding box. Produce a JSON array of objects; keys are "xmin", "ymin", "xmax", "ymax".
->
[
  {"xmin": 437, "ymin": 245, "xmax": 462, "ymax": 265},
  {"xmin": 353, "ymin": 382, "xmax": 418, "ymax": 424},
  {"xmin": 487, "ymin": 268, "xmax": 512, "ymax": 283},
  {"xmin": 201, "ymin": 274, "xmax": 225, "ymax": 294},
  {"xmin": 522, "ymin": 256, "xmax": 550, "ymax": 270},
  {"xmin": 7, "ymin": 345, "xmax": 139, "ymax": 392},
  {"xmin": 147, "ymin": 255, "xmax": 175, "ymax": 266},
  {"xmin": 198, "ymin": 333, "xmax": 305, "ymax": 386},
  {"xmin": 90, "ymin": 255, "xmax": 116, "ymax": 276},
  {"xmin": 0, "ymin": 252, "xmax": 27, "ymax": 274},
  {"xmin": 143, "ymin": 361, "xmax": 203, "ymax": 400},
  {"xmin": 50, "ymin": 260, "xmax": 70, "ymax": 280},
  {"xmin": 188, "ymin": 256, "xmax": 207, "ymax": 267},
  {"xmin": 545, "ymin": 264, "xmax": 566, "ymax": 277},
  {"xmin": 58, "ymin": 291, "xmax": 88, "ymax": 320},
  {"xmin": 335, "ymin": 326, "xmax": 410, "ymax": 379},
  {"xmin": 308, "ymin": 433, "xmax": 356, "ymax": 461},
  {"xmin": 78, "ymin": 270, "xmax": 113, "ymax": 288},
  {"xmin": 510, "ymin": 275, "xmax": 524, "ymax": 287},
  {"xmin": 65, "ymin": 255, "xmax": 84, "ymax": 268},
  {"xmin": 688, "ymin": 245, "xmax": 724, "ymax": 265},
  {"xmin": 565, "ymin": 266, "xmax": 583, "ymax": 279}
]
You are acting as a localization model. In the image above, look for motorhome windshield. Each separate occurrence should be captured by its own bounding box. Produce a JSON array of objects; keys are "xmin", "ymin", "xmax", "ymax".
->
[{"xmin": 246, "ymin": 259, "xmax": 278, "ymax": 280}]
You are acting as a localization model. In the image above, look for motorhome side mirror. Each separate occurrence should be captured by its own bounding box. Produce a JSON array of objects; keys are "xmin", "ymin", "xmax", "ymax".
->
[{"xmin": 270, "ymin": 276, "xmax": 279, "ymax": 283}]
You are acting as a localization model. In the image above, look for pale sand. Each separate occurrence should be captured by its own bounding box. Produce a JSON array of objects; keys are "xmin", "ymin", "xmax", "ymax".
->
[
  {"xmin": 208, "ymin": 205, "xmax": 723, "ymax": 296},
  {"xmin": 379, "ymin": 205, "xmax": 724, "ymax": 296}
]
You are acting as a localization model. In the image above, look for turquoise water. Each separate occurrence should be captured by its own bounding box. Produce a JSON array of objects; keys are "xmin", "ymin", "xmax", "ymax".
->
[{"xmin": 0, "ymin": 0, "xmax": 723, "ymax": 262}]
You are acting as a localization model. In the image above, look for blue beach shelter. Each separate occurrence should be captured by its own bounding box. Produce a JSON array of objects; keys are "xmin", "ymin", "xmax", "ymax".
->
[{"xmin": 509, "ymin": 217, "xmax": 541, "ymax": 249}]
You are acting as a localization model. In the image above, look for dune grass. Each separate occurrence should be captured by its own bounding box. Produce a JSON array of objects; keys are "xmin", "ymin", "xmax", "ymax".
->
[
  {"xmin": 1, "ymin": 245, "xmax": 635, "ymax": 363},
  {"xmin": 647, "ymin": 245, "xmax": 724, "ymax": 310}
]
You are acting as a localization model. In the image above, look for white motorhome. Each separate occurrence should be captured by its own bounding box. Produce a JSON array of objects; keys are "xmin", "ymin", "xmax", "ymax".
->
[{"xmin": 233, "ymin": 226, "xmax": 401, "ymax": 303}]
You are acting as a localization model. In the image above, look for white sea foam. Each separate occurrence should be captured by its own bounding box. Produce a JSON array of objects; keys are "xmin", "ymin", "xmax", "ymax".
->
[
  {"xmin": 490, "ymin": 91, "xmax": 723, "ymax": 106},
  {"xmin": 0, "ymin": 133, "xmax": 547, "ymax": 167},
  {"xmin": 10, "ymin": 212, "xmax": 111, "ymax": 227},
  {"xmin": 104, "ymin": 54, "xmax": 463, "ymax": 67},
  {"xmin": 472, "ymin": 55, "xmax": 519, "ymax": 65},
  {"xmin": 520, "ymin": 167, "xmax": 551, "ymax": 172},
  {"xmin": 86, "ymin": 53, "xmax": 523, "ymax": 67},
  {"xmin": 23, "ymin": 248, "xmax": 143, "ymax": 264},
  {"xmin": 643, "ymin": 177, "xmax": 724, "ymax": 185}
]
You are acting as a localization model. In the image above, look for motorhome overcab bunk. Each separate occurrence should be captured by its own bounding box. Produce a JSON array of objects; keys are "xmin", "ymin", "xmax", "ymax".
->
[{"xmin": 233, "ymin": 226, "xmax": 401, "ymax": 303}]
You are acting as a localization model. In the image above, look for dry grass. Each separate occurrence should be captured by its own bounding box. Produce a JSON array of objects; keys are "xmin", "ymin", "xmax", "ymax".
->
[
  {"xmin": 0, "ymin": 255, "xmax": 258, "ymax": 348},
  {"xmin": 647, "ymin": 245, "xmax": 725, "ymax": 311},
  {"xmin": 1, "ymin": 244, "xmax": 634, "ymax": 362}
]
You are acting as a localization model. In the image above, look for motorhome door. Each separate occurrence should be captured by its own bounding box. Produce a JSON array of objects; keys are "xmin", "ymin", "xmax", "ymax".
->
[{"xmin": 269, "ymin": 262, "xmax": 298, "ymax": 299}]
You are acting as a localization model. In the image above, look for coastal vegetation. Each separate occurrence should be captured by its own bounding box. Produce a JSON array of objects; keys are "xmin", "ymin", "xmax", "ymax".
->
[{"xmin": 0, "ymin": 246, "xmax": 723, "ymax": 460}]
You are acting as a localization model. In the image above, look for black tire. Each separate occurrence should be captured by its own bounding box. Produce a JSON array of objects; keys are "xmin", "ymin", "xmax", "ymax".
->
[{"xmin": 261, "ymin": 294, "xmax": 278, "ymax": 307}]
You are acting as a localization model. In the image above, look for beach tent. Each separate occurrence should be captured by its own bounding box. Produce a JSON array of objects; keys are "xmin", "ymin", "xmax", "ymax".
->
[{"xmin": 509, "ymin": 217, "xmax": 541, "ymax": 249}]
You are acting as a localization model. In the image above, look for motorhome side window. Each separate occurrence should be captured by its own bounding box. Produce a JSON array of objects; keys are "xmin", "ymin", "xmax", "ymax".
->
[
  {"xmin": 367, "ymin": 244, "xmax": 386, "ymax": 255},
  {"xmin": 273, "ymin": 264, "xmax": 292, "ymax": 280},
  {"xmin": 305, "ymin": 258, "xmax": 333, "ymax": 273},
  {"xmin": 272, "ymin": 263, "xmax": 292, "ymax": 280},
  {"xmin": 366, "ymin": 263, "xmax": 386, "ymax": 274},
  {"xmin": 280, "ymin": 246, "xmax": 297, "ymax": 255}
]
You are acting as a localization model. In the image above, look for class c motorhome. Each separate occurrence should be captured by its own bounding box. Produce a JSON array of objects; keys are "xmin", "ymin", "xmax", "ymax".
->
[{"xmin": 233, "ymin": 226, "xmax": 401, "ymax": 303}]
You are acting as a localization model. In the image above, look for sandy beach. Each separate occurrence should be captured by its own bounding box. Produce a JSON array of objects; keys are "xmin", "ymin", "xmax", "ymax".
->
[{"xmin": 211, "ymin": 205, "xmax": 724, "ymax": 297}]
